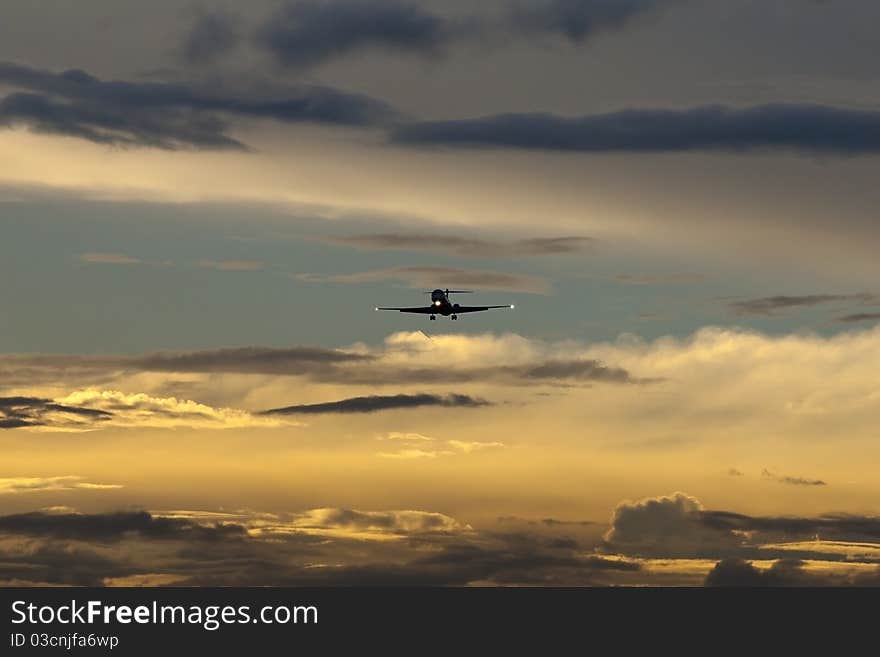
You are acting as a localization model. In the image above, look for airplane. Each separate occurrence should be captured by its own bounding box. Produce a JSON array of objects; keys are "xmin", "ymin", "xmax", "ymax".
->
[{"xmin": 376, "ymin": 288, "xmax": 514, "ymax": 320}]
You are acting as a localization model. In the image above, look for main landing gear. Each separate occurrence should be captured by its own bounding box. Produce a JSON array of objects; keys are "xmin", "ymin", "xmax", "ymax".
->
[
  {"xmin": 430, "ymin": 315, "xmax": 436, "ymax": 320},
  {"xmin": 451, "ymin": 315, "xmax": 458, "ymax": 320}
]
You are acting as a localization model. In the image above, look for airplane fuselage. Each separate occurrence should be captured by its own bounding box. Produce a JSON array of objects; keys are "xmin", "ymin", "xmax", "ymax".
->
[{"xmin": 430, "ymin": 289, "xmax": 458, "ymax": 316}]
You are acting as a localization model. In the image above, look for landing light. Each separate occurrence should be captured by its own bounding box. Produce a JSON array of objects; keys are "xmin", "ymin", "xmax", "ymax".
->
[{"xmin": 510, "ymin": 304, "xmax": 515, "ymax": 309}]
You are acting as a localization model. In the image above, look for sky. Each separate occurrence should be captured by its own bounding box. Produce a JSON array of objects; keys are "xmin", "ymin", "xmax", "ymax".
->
[{"xmin": 1, "ymin": 0, "xmax": 880, "ymax": 587}]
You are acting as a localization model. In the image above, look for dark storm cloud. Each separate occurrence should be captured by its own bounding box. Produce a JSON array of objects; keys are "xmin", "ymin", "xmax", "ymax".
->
[
  {"xmin": 705, "ymin": 559, "xmax": 880, "ymax": 587},
  {"xmin": 184, "ymin": 536, "xmax": 638, "ymax": 586},
  {"xmin": 510, "ymin": 0, "xmax": 673, "ymax": 42},
  {"xmin": 327, "ymin": 233, "xmax": 595, "ymax": 257},
  {"xmin": 0, "ymin": 507, "xmax": 638, "ymax": 586},
  {"xmin": 699, "ymin": 510, "xmax": 880, "ymax": 543},
  {"xmin": 391, "ymin": 104, "xmax": 880, "ymax": 155},
  {"xmin": 262, "ymin": 393, "xmax": 490, "ymax": 415},
  {"xmin": 837, "ymin": 312, "xmax": 880, "ymax": 323},
  {"xmin": 256, "ymin": 0, "xmax": 460, "ymax": 69},
  {"xmin": 0, "ymin": 510, "xmax": 246, "ymax": 542},
  {"xmin": 705, "ymin": 558, "xmax": 827, "ymax": 587},
  {"xmin": 0, "ymin": 395, "xmax": 112, "ymax": 430},
  {"xmin": 0, "ymin": 542, "xmax": 135, "ymax": 587},
  {"xmin": 0, "ymin": 418, "xmax": 33, "ymax": 429},
  {"xmin": 496, "ymin": 516, "xmax": 596, "ymax": 527},
  {"xmin": 0, "ymin": 345, "xmax": 371, "ymax": 381},
  {"xmin": 2, "ymin": 504, "xmax": 874, "ymax": 587},
  {"xmin": 762, "ymin": 468, "xmax": 826, "ymax": 487},
  {"xmin": 254, "ymin": 0, "xmax": 677, "ymax": 69},
  {"xmin": 130, "ymin": 346, "xmax": 372, "ymax": 374},
  {"xmin": 521, "ymin": 359, "xmax": 635, "ymax": 383},
  {"xmin": 407, "ymin": 540, "xmax": 638, "ymax": 586},
  {"xmin": 0, "ymin": 62, "xmax": 396, "ymax": 149},
  {"xmin": 181, "ymin": 10, "xmax": 241, "ymax": 64},
  {"xmin": 541, "ymin": 518, "xmax": 596, "ymax": 527},
  {"xmin": 730, "ymin": 293, "xmax": 875, "ymax": 316}
]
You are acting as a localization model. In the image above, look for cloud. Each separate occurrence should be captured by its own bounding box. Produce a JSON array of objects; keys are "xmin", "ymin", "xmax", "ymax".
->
[
  {"xmin": 197, "ymin": 259, "xmax": 263, "ymax": 271},
  {"xmin": 613, "ymin": 273, "xmax": 703, "ymax": 284},
  {"xmin": 603, "ymin": 492, "xmax": 739, "ymax": 558},
  {"xmin": 704, "ymin": 558, "xmax": 880, "ymax": 587},
  {"xmin": 104, "ymin": 573, "xmax": 189, "ymax": 587},
  {"xmin": 0, "ymin": 476, "xmax": 122, "ymax": 495},
  {"xmin": 699, "ymin": 510, "xmax": 880, "ymax": 544},
  {"xmin": 605, "ymin": 492, "xmax": 880, "ymax": 567},
  {"xmin": 378, "ymin": 431, "xmax": 434, "ymax": 441},
  {"xmin": 378, "ymin": 436, "xmax": 504, "ymax": 459},
  {"xmin": 705, "ymin": 558, "xmax": 822, "ymax": 587},
  {"xmin": 729, "ymin": 293, "xmax": 875, "ymax": 316},
  {"xmin": 0, "ymin": 506, "xmax": 639, "ymax": 586},
  {"xmin": 256, "ymin": 0, "xmax": 459, "ymax": 69},
  {"xmin": 301, "ymin": 265, "xmax": 551, "ymax": 294},
  {"xmin": 0, "ymin": 62, "xmax": 396, "ymax": 150},
  {"xmin": 283, "ymin": 508, "xmax": 466, "ymax": 537},
  {"xmin": 509, "ymin": 0, "xmax": 674, "ymax": 43},
  {"xmin": 377, "ymin": 447, "xmax": 453, "ymax": 459},
  {"xmin": 262, "ymin": 392, "xmax": 491, "ymax": 415},
  {"xmin": 0, "ymin": 390, "xmax": 288, "ymax": 432},
  {"xmin": 391, "ymin": 104, "xmax": 880, "ymax": 155},
  {"xmin": 540, "ymin": 518, "xmax": 595, "ymax": 527},
  {"xmin": 446, "ymin": 440, "xmax": 505, "ymax": 453},
  {"xmin": 0, "ymin": 345, "xmax": 372, "ymax": 390},
  {"xmin": 519, "ymin": 359, "xmax": 636, "ymax": 383},
  {"xmin": 130, "ymin": 346, "xmax": 371, "ymax": 375},
  {"xmin": 406, "ymin": 541, "xmax": 639, "ymax": 587},
  {"xmin": 837, "ymin": 312, "xmax": 880, "ymax": 323},
  {"xmin": 79, "ymin": 252, "xmax": 142, "ymax": 265},
  {"xmin": 181, "ymin": 10, "xmax": 241, "ymax": 65},
  {"xmin": 0, "ymin": 335, "xmax": 645, "ymax": 389},
  {"xmin": 56, "ymin": 389, "xmax": 289, "ymax": 430},
  {"xmin": 0, "ymin": 510, "xmax": 247, "ymax": 542},
  {"xmin": 762, "ymin": 468, "xmax": 827, "ymax": 487},
  {"xmin": 254, "ymin": 1, "xmax": 677, "ymax": 70},
  {"xmin": 326, "ymin": 233, "xmax": 595, "ymax": 257},
  {"xmin": 2, "ymin": 501, "xmax": 875, "ymax": 587},
  {"xmin": 0, "ymin": 395, "xmax": 113, "ymax": 430}
]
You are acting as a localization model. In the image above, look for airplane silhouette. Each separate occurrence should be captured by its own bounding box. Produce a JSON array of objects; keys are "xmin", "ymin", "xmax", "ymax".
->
[{"xmin": 376, "ymin": 288, "xmax": 514, "ymax": 320}]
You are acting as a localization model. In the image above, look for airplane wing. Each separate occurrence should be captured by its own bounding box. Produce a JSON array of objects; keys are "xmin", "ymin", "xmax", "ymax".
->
[
  {"xmin": 376, "ymin": 306, "xmax": 437, "ymax": 314},
  {"xmin": 454, "ymin": 305, "xmax": 514, "ymax": 314}
]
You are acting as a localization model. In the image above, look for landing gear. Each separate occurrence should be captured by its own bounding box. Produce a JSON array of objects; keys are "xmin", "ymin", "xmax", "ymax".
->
[
  {"xmin": 430, "ymin": 315, "xmax": 436, "ymax": 320},
  {"xmin": 451, "ymin": 315, "xmax": 458, "ymax": 320}
]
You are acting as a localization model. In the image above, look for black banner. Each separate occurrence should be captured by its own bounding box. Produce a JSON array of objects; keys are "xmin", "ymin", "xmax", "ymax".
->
[{"xmin": 0, "ymin": 587, "xmax": 875, "ymax": 653}]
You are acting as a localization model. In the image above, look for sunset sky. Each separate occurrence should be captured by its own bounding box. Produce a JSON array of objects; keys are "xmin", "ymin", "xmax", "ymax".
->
[{"xmin": 2, "ymin": 0, "xmax": 880, "ymax": 586}]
